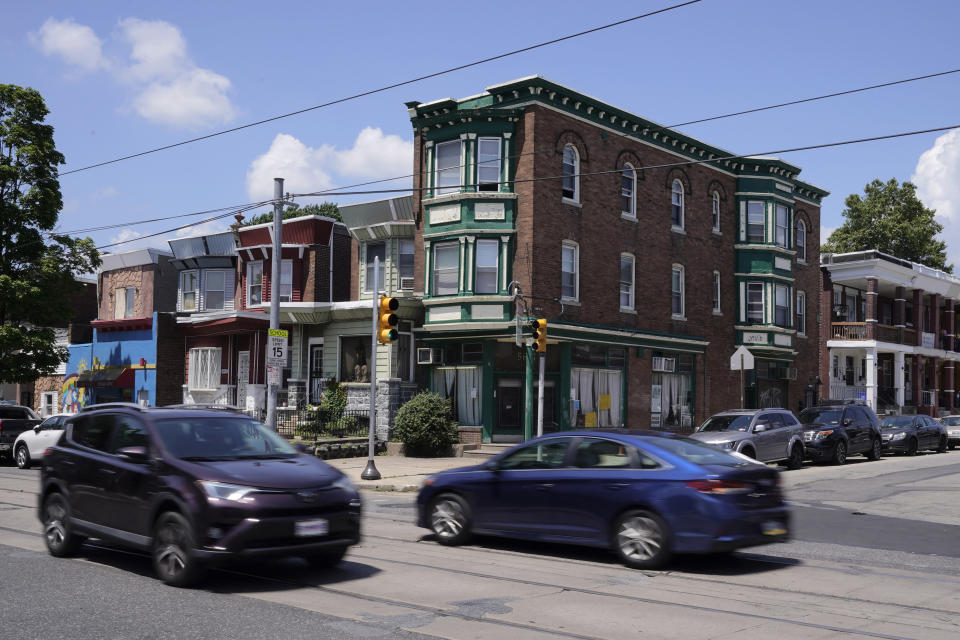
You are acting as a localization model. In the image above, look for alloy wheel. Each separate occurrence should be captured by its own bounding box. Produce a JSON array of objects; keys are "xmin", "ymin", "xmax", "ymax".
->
[
  {"xmin": 44, "ymin": 500, "xmax": 66, "ymax": 549},
  {"xmin": 616, "ymin": 514, "xmax": 664, "ymax": 562},
  {"xmin": 16, "ymin": 446, "xmax": 29, "ymax": 469},
  {"xmin": 834, "ymin": 441, "xmax": 847, "ymax": 465},
  {"xmin": 431, "ymin": 498, "xmax": 466, "ymax": 540},
  {"xmin": 155, "ymin": 520, "xmax": 188, "ymax": 580}
]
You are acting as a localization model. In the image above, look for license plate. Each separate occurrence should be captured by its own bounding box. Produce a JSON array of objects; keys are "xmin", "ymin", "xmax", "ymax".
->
[
  {"xmin": 295, "ymin": 518, "xmax": 329, "ymax": 537},
  {"xmin": 762, "ymin": 521, "xmax": 787, "ymax": 536}
]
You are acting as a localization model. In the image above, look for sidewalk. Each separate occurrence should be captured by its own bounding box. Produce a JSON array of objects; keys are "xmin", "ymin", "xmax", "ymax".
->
[{"xmin": 325, "ymin": 455, "xmax": 472, "ymax": 492}]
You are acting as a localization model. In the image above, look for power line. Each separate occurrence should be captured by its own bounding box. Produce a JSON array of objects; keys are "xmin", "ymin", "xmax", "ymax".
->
[
  {"xmin": 54, "ymin": 199, "xmax": 277, "ymax": 236},
  {"xmin": 58, "ymin": 1, "xmax": 703, "ymax": 177},
  {"xmin": 94, "ymin": 206, "xmax": 260, "ymax": 250}
]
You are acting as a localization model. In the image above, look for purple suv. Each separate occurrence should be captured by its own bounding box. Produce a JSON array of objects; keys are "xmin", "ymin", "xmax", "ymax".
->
[{"xmin": 39, "ymin": 403, "xmax": 361, "ymax": 587}]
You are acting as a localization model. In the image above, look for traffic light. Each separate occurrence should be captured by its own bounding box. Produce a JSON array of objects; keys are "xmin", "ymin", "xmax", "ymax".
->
[
  {"xmin": 378, "ymin": 296, "xmax": 399, "ymax": 343},
  {"xmin": 530, "ymin": 318, "xmax": 547, "ymax": 353}
]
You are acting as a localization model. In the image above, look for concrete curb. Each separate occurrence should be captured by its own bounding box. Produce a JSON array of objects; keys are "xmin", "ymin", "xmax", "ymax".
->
[{"xmin": 356, "ymin": 482, "xmax": 420, "ymax": 492}]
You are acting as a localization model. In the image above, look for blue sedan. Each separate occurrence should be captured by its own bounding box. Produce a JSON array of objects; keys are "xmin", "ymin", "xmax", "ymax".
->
[{"xmin": 416, "ymin": 431, "xmax": 790, "ymax": 569}]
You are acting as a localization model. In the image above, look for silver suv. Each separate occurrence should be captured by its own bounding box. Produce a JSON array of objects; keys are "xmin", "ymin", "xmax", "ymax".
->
[{"xmin": 689, "ymin": 408, "xmax": 805, "ymax": 470}]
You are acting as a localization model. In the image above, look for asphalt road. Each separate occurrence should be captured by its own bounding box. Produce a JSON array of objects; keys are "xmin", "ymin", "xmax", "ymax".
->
[{"xmin": 2, "ymin": 450, "xmax": 960, "ymax": 639}]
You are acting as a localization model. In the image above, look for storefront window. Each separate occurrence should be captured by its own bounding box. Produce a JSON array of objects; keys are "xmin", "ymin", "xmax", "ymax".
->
[
  {"xmin": 651, "ymin": 354, "xmax": 694, "ymax": 429},
  {"xmin": 433, "ymin": 367, "xmax": 482, "ymax": 426},
  {"xmin": 571, "ymin": 368, "xmax": 622, "ymax": 428}
]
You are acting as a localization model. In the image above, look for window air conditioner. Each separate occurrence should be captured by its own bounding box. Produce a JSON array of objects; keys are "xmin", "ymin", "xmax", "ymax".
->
[
  {"xmin": 652, "ymin": 357, "xmax": 676, "ymax": 373},
  {"xmin": 399, "ymin": 277, "xmax": 414, "ymax": 290},
  {"xmin": 417, "ymin": 347, "xmax": 444, "ymax": 365}
]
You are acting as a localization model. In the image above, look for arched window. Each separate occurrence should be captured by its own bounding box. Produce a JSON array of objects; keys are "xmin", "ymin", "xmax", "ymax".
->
[
  {"xmin": 621, "ymin": 164, "xmax": 636, "ymax": 219},
  {"xmin": 711, "ymin": 191, "xmax": 721, "ymax": 232},
  {"xmin": 671, "ymin": 179, "xmax": 684, "ymax": 229},
  {"xmin": 562, "ymin": 145, "xmax": 579, "ymax": 201},
  {"xmin": 796, "ymin": 219, "xmax": 807, "ymax": 262}
]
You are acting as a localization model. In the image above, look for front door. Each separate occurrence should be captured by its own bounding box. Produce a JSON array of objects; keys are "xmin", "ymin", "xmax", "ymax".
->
[
  {"xmin": 236, "ymin": 351, "xmax": 250, "ymax": 409},
  {"xmin": 494, "ymin": 379, "xmax": 523, "ymax": 442},
  {"xmin": 309, "ymin": 344, "xmax": 324, "ymax": 404}
]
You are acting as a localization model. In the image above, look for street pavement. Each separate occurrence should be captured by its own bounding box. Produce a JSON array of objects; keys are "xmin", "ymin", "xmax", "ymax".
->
[{"xmin": 2, "ymin": 450, "xmax": 960, "ymax": 639}]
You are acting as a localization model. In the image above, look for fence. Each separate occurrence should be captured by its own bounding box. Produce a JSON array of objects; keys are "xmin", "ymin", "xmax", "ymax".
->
[{"xmin": 243, "ymin": 407, "xmax": 373, "ymax": 440}]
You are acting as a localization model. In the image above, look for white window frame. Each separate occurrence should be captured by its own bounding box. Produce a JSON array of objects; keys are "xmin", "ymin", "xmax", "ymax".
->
[
  {"xmin": 432, "ymin": 242, "xmax": 459, "ymax": 296},
  {"xmin": 115, "ymin": 286, "xmax": 136, "ymax": 319},
  {"xmin": 246, "ymin": 261, "xmax": 263, "ymax": 307},
  {"xmin": 712, "ymin": 271, "xmax": 721, "ymax": 314},
  {"xmin": 397, "ymin": 238, "xmax": 415, "ymax": 290},
  {"xmin": 621, "ymin": 164, "xmax": 636, "ymax": 219},
  {"xmin": 671, "ymin": 180, "xmax": 684, "ymax": 230},
  {"xmin": 364, "ymin": 242, "xmax": 386, "ymax": 293},
  {"xmin": 434, "ymin": 139, "xmax": 462, "ymax": 195},
  {"xmin": 561, "ymin": 241, "xmax": 579, "ymax": 301},
  {"xmin": 279, "ymin": 259, "xmax": 293, "ymax": 302},
  {"xmin": 671, "ymin": 264, "xmax": 685, "ymax": 319},
  {"xmin": 796, "ymin": 219, "xmax": 807, "ymax": 263},
  {"xmin": 180, "ymin": 271, "xmax": 199, "ymax": 312},
  {"xmin": 775, "ymin": 204, "xmax": 789, "ymax": 248},
  {"xmin": 619, "ymin": 253, "xmax": 635, "ymax": 310},
  {"xmin": 474, "ymin": 239, "xmax": 499, "ymax": 294},
  {"xmin": 747, "ymin": 201, "xmax": 765, "ymax": 243},
  {"xmin": 712, "ymin": 191, "xmax": 721, "ymax": 232},
  {"xmin": 775, "ymin": 284, "xmax": 791, "ymax": 327},
  {"xmin": 188, "ymin": 347, "xmax": 222, "ymax": 391},
  {"xmin": 747, "ymin": 281, "xmax": 764, "ymax": 323},
  {"xmin": 561, "ymin": 145, "xmax": 580, "ymax": 203},
  {"xmin": 203, "ymin": 270, "xmax": 226, "ymax": 311},
  {"xmin": 797, "ymin": 290, "xmax": 807, "ymax": 336},
  {"xmin": 477, "ymin": 137, "xmax": 501, "ymax": 192}
]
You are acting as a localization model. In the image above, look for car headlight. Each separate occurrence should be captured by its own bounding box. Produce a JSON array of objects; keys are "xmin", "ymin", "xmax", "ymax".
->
[
  {"xmin": 198, "ymin": 481, "xmax": 259, "ymax": 502},
  {"xmin": 814, "ymin": 429, "xmax": 834, "ymax": 440},
  {"xmin": 891, "ymin": 432, "xmax": 906, "ymax": 441},
  {"xmin": 721, "ymin": 441, "xmax": 736, "ymax": 450}
]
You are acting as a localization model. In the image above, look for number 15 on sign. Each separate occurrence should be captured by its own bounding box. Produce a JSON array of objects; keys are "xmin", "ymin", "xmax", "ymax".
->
[{"xmin": 266, "ymin": 329, "xmax": 288, "ymax": 366}]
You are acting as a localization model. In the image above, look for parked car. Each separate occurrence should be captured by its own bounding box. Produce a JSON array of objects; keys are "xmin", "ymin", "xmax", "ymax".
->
[
  {"xmin": 688, "ymin": 409, "xmax": 805, "ymax": 469},
  {"xmin": 940, "ymin": 415, "xmax": 960, "ymax": 449},
  {"xmin": 39, "ymin": 403, "xmax": 362, "ymax": 587},
  {"xmin": 880, "ymin": 415, "xmax": 948, "ymax": 455},
  {"xmin": 0, "ymin": 404, "xmax": 42, "ymax": 464},
  {"xmin": 417, "ymin": 430, "xmax": 790, "ymax": 570},
  {"xmin": 13, "ymin": 413, "xmax": 71, "ymax": 469},
  {"xmin": 798, "ymin": 403, "xmax": 882, "ymax": 465}
]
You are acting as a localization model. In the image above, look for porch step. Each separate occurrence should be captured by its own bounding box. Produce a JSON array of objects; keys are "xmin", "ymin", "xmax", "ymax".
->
[{"xmin": 463, "ymin": 444, "xmax": 515, "ymax": 458}]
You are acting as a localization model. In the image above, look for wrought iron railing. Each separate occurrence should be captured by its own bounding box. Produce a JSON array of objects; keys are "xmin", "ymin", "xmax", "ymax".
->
[{"xmin": 832, "ymin": 322, "xmax": 867, "ymax": 340}]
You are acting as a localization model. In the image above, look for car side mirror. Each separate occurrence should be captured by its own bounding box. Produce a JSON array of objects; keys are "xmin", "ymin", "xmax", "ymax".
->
[
  {"xmin": 33, "ymin": 425, "xmax": 41, "ymax": 433},
  {"xmin": 753, "ymin": 423, "xmax": 768, "ymax": 433},
  {"xmin": 842, "ymin": 418, "xmax": 853, "ymax": 426},
  {"xmin": 117, "ymin": 446, "xmax": 149, "ymax": 462}
]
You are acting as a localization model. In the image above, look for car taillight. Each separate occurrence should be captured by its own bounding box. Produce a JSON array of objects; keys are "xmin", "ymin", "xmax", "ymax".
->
[
  {"xmin": 686, "ymin": 479, "xmax": 752, "ymax": 495},
  {"xmin": 44, "ymin": 448, "xmax": 53, "ymax": 457}
]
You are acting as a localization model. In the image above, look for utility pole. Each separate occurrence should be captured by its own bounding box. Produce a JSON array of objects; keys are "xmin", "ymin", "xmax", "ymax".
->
[
  {"xmin": 265, "ymin": 178, "xmax": 283, "ymax": 430},
  {"xmin": 361, "ymin": 256, "xmax": 382, "ymax": 480}
]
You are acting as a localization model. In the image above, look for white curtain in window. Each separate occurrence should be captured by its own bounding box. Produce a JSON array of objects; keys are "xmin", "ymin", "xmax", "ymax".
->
[
  {"xmin": 432, "ymin": 366, "xmax": 482, "ymax": 426},
  {"xmin": 659, "ymin": 373, "xmax": 691, "ymax": 427},
  {"xmin": 571, "ymin": 368, "xmax": 621, "ymax": 428}
]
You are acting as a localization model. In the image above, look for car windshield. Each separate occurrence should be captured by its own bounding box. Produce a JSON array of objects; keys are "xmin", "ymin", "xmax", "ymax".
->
[
  {"xmin": 942, "ymin": 417, "xmax": 960, "ymax": 426},
  {"xmin": 697, "ymin": 414, "xmax": 753, "ymax": 432},
  {"xmin": 153, "ymin": 417, "xmax": 297, "ymax": 460},
  {"xmin": 881, "ymin": 416, "xmax": 914, "ymax": 430},
  {"xmin": 646, "ymin": 436, "xmax": 751, "ymax": 467},
  {"xmin": 799, "ymin": 409, "xmax": 841, "ymax": 425}
]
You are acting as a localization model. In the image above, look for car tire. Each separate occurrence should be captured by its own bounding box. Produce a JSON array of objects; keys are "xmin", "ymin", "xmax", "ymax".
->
[
  {"xmin": 937, "ymin": 436, "xmax": 948, "ymax": 453},
  {"xmin": 42, "ymin": 493, "xmax": 84, "ymax": 557},
  {"xmin": 740, "ymin": 447, "xmax": 756, "ymax": 460},
  {"xmin": 906, "ymin": 438, "xmax": 918, "ymax": 456},
  {"xmin": 304, "ymin": 546, "xmax": 348, "ymax": 569},
  {"xmin": 832, "ymin": 440, "xmax": 847, "ymax": 466},
  {"xmin": 865, "ymin": 438, "xmax": 882, "ymax": 461},
  {"xmin": 429, "ymin": 493, "xmax": 473, "ymax": 546},
  {"xmin": 152, "ymin": 512, "xmax": 204, "ymax": 587},
  {"xmin": 950, "ymin": 443, "xmax": 957, "ymax": 450},
  {"xmin": 785, "ymin": 444, "xmax": 803, "ymax": 470},
  {"xmin": 612, "ymin": 509, "xmax": 672, "ymax": 570},
  {"xmin": 15, "ymin": 444, "xmax": 31, "ymax": 469}
]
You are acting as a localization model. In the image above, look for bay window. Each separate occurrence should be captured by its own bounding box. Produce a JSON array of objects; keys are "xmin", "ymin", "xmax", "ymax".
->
[
  {"xmin": 435, "ymin": 140, "xmax": 462, "ymax": 195},
  {"xmin": 477, "ymin": 137, "xmax": 501, "ymax": 191},
  {"xmin": 180, "ymin": 271, "xmax": 198, "ymax": 312},
  {"xmin": 475, "ymin": 239, "xmax": 499, "ymax": 294},
  {"xmin": 747, "ymin": 201, "xmax": 765, "ymax": 243},
  {"xmin": 432, "ymin": 243, "xmax": 459, "ymax": 295},
  {"xmin": 747, "ymin": 282, "xmax": 764, "ymax": 323}
]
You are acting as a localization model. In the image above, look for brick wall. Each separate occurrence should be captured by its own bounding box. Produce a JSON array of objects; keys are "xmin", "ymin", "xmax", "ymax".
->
[
  {"xmin": 99, "ymin": 266, "xmax": 147, "ymax": 319},
  {"xmin": 155, "ymin": 313, "xmax": 185, "ymax": 407},
  {"xmin": 333, "ymin": 228, "xmax": 353, "ymax": 301},
  {"xmin": 791, "ymin": 203, "xmax": 822, "ymax": 411}
]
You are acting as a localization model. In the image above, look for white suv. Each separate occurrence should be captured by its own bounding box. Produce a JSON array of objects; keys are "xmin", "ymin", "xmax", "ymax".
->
[{"xmin": 13, "ymin": 414, "xmax": 70, "ymax": 469}]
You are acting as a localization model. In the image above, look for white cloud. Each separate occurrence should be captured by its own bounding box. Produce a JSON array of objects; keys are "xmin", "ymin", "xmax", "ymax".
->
[
  {"xmin": 29, "ymin": 18, "xmax": 108, "ymax": 72},
  {"xmin": 912, "ymin": 128, "xmax": 960, "ymax": 264},
  {"xmin": 245, "ymin": 128, "xmax": 413, "ymax": 201},
  {"xmin": 91, "ymin": 186, "xmax": 119, "ymax": 200},
  {"xmin": 820, "ymin": 224, "xmax": 837, "ymax": 242},
  {"xmin": 31, "ymin": 16, "xmax": 235, "ymax": 129},
  {"xmin": 174, "ymin": 219, "xmax": 230, "ymax": 239}
]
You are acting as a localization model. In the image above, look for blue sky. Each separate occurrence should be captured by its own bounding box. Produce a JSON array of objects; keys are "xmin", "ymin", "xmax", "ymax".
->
[{"xmin": 6, "ymin": 1, "xmax": 960, "ymax": 264}]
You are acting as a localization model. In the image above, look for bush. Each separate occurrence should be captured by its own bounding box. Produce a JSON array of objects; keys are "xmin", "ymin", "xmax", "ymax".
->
[
  {"xmin": 296, "ymin": 381, "xmax": 350, "ymax": 439},
  {"xmin": 392, "ymin": 391, "xmax": 459, "ymax": 457}
]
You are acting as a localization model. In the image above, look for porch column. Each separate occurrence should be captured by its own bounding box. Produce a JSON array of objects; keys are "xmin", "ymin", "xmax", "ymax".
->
[
  {"xmin": 894, "ymin": 286, "xmax": 906, "ymax": 344},
  {"xmin": 894, "ymin": 350, "xmax": 905, "ymax": 408},
  {"xmin": 913, "ymin": 289, "xmax": 924, "ymax": 346},
  {"xmin": 931, "ymin": 356, "xmax": 940, "ymax": 416},
  {"xmin": 865, "ymin": 278, "xmax": 878, "ymax": 339},
  {"xmin": 864, "ymin": 347, "xmax": 878, "ymax": 411},
  {"xmin": 946, "ymin": 361, "xmax": 955, "ymax": 413},
  {"xmin": 946, "ymin": 299, "xmax": 955, "ymax": 351},
  {"xmin": 932, "ymin": 293, "xmax": 943, "ymax": 349},
  {"xmin": 912, "ymin": 355, "xmax": 922, "ymax": 408}
]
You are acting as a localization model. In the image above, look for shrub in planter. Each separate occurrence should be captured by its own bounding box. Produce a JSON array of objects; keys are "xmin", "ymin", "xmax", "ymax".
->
[{"xmin": 392, "ymin": 391, "xmax": 458, "ymax": 457}]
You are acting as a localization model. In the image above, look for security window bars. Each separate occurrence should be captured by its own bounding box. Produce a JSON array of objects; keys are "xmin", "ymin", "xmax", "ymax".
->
[
  {"xmin": 188, "ymin": 347, "xmax": 221, "ymax": 391},
  {"xmin": 620, "ymin": 254, "xmax": 634, "ymax": 309},
  {"xmin": 562, "ymin": 242, "xmax": 578, "ymax": 300},
  {"xmin": 247, "ymin": 261, "xmax": 263, "ymax": 306},
  {"xmin": 775, "ymin": 284, "xmax": 790, "ymax": 327},
  {"xmin": 747, "ymin": 282, "xmax": 764, "ymax": 323},
  {"xmin": 364, "ymin": 242, "xmax": 386, "ymax": 292},
  {"xmin": 562, "ymin": 145, "xmax": 579, "ymax": 201},
  {"xmin": 204, "ymin": 270, "xmax": 225, "ymax": 310},
  {"xmin": 477, "ymin": 138, "xmax": 501, "ymax": 192},
  {"xmin": 775, "ymin": 204, "xmax": 789, "ymax": 248},
  {"xmin": 671, "ymin": 180, "xmax": 684, "ymax": 228},
  {"xmin": 747, "ymin": 201, "xmax": 765, "ymax": 243},
  {"xmin": 671, "ymin": 265, "xmax": 685, "ymax": 318},
  {"xmin": 475, "ymin": 239, "xmax": 499, "ymax": 294},
  {"xmin": 433, "ymin": 243, "xmax": 459, "ymax": 296},
  {"xmin": 435, "ymin": 140, "xmax": 462, "ymax": 195}
]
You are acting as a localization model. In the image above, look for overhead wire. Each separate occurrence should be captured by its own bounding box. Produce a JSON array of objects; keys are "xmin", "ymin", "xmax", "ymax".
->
[{"xmin": 58, "ymin": 1, "xmax": 703, "ymax": 177}]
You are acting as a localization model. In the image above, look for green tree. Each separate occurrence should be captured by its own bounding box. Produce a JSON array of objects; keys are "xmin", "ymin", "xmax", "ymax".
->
[
  {"xmin": 241, "ymin": 202, "xmax": 342, "ymax": 226},
  {"xmin": 822, "ymin": 178, "xmax": 951, "ymax": 272},
  {"xmin": 0, "ymin": 84, "xmax": 100, "ymax": 384}
]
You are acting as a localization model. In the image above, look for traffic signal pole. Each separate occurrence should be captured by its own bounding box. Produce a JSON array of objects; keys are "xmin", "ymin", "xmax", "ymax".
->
[
  {"xmin": 537, "ymin": 352, "xmax": 545, "ymax": 437},
  {"xmin": 361, "ymin": 255, "xmax": 381, "ymax": 481}
]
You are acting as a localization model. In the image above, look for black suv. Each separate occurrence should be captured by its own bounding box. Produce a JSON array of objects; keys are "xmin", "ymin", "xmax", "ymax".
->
[
  {"xmin": 39, "ymin": 403, "xmax": 362, "ymax": 586},
  {"xmin": 798, "ymin": 402, "xmax": 882, "ymax": 465}
]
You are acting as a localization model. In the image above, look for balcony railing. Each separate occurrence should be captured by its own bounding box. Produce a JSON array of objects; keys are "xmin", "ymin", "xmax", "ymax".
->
[
  {"xmin": 832, "ymin": 322, "xmax": 867, "ymax": 340},
  {"xmin": 830, "ymin": 382, "xmax": 866, "ymax": 401},
  {"xmin": 904, "ymin": 328, "xmax": 916, "ymax": 345},
  {"xmin": 877, "ymin": 324, "xmax": 900, "ymax": 343}
]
